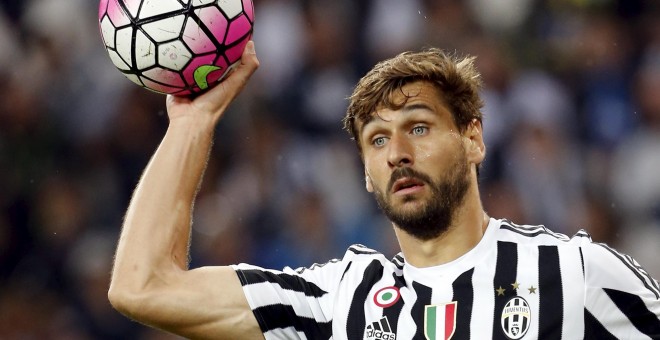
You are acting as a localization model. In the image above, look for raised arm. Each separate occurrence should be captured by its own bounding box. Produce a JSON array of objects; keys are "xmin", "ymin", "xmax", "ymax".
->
[{"xmin": 108, "ymin": 42, "xmax": 264, "ymax": 339}]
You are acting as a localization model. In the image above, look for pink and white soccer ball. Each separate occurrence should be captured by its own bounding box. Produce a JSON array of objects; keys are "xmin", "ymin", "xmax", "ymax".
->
[{"xmin": 98, "ymin": 0, "xmax": 254, "ymax": 96}]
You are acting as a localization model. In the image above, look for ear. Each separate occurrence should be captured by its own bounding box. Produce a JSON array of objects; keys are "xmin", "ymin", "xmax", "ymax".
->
[
  {"xmin": 464, "ymin": 119, "xmax": 486, "ymax": 165},
  {"xmin": 365, "ymin": 169, "xmax": 374, "ymax": 193}
]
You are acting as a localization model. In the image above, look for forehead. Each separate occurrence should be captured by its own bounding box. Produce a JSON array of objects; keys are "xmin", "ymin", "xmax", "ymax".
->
[
  {"xmin": 358, "ymin": 80, "xmax": 448, "ymax": 128},
  {"xmin": 390, "ymin": 80, "xmax": 444, "ymax": 105}
]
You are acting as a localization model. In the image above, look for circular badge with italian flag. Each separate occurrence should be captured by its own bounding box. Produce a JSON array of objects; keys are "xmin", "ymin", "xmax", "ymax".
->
[{"xmin": 374, "ymin": 286, "xmax": 401, "ymax": 308}]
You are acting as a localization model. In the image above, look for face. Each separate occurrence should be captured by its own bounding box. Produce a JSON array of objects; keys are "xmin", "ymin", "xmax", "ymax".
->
[{"xmin": 359, "ymin": 81, "xmax": 474, "ymax": 240}]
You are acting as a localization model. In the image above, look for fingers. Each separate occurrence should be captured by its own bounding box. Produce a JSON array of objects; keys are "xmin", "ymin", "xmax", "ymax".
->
[
  {"xmin": 241, "ymin": 40, "xmax": 258, "ymax": 68},
  {"xmin": 217, "ymin": 40, "xmax": 260, "ymax": 99},
  {"xmin": 194, "ymin": 41, "xmax": 259, "ymax": 115},
  {"xmin": 165, "ymin": 41, "xmax": 259, "ymax": 125}
]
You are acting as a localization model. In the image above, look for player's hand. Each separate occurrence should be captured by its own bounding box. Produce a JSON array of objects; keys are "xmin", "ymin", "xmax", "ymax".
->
[{"xmin": 165, "ymin": 40, "xmax": 259, "ymax": 127}]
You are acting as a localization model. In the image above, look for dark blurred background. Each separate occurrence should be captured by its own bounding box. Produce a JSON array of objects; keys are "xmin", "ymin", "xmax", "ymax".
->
[{"xmin": 1, "ymin": 0, "xmax": 659, "ymax": 338}]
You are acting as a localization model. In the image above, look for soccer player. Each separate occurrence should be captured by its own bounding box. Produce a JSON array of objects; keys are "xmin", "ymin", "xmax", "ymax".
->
[{"xmin": 108, "ymin": 41, "xmax": 660, "ymax": 339}]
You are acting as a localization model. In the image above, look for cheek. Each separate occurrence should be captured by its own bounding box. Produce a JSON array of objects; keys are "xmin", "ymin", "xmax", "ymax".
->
[
  {"xmin": 362, "ymin": 150, "xmax": 380, "ymax": 174},
  {"xmin": 364, "ymin": 161, "xmax": 387, "ymax": 191},
  {"xmin": 413, "ymin": 138, "xmax": 443, "ymax": 163},
  {"xmin": 416, "ymin": 138, "xmax": 464, "ymax": 170},
  {"xmin": 415, "ymin": 144, "xmax": 434, "ymax": 161}
]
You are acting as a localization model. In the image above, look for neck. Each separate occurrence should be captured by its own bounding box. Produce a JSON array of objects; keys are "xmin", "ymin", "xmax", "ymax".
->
[{"xmin": 394, "ymin": 188, "xmax": 489, "ymax": 268}]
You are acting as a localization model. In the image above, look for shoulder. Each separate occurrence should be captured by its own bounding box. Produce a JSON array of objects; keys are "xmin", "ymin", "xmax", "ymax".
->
[
  {"xmin": 496, "ymin": 219, "xmax": 660, "ymax": 297},
  {"xmin": 494, "ymin": 219, "xmax": 606, "ymax": 252},
  {"xmin": 340, "ymin": 244, "xmax": 403, "ymax": 274},
  {"xmin": 232, "ymin": 244, "xmax": 399, "ymax": 287},
  {"xmin": 294, "ymin": 244, "xmax": 395, "ymax": 273},
  {"xmin": 296, "ymin": 244, "xmax": 403, "ymax": 286},
  {"xmin": 494, "ymin": 219, "xmax": 576, "ymax": 245},
  {"xmin": 343, "ymin": 244, "xmax": 394, "ymax": 261}
]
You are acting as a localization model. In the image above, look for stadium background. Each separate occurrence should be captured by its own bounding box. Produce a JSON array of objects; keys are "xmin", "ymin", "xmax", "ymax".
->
[{"xmin": 0, "ymin": 0, "xmax": 658, "ymax": 338}]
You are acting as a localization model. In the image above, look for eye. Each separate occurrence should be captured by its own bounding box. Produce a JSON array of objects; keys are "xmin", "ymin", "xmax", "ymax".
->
[
  {"xmin": 411, "ymin": 126, "xmax": 428, "ymax": 136},
  {"xmin": 372, "ymin": 136, "xmax": 388, "ymax": 147}
]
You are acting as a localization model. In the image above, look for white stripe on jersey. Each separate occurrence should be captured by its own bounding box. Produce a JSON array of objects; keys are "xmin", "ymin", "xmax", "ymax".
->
[
  {"xmin": 557, "ymin": 242, "xmax": 585, "ymax": 337},
  {"xmin": 393, "ymin": 287, "xmax": 416, "ymax": 340},
  {"xmin": 232, "ymin": 218, "xmax": 660, "ymax": 339},
  {"xmin": 470, "ymin": 252, "xmax": 497, "ymax": 339},
  {"xmin": 514, "ymin": 241, "xmax": 540, "ymax": 338}
]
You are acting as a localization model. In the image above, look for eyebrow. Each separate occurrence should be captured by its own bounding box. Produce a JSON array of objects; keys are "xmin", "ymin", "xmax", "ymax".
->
[
  {"xmin": 401, "ymin": 102, "xmax": 434, "ymax": 114},
  {"xmin": 359, "ymin": 102, "xmax": 435, "ymax": 135}
]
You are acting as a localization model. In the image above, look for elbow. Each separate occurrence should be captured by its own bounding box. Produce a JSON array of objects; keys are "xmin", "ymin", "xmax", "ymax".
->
[
  {"xmin": 108, "ymin": 284, "xmax": 136, "ymax": 317},
  {"xmin": 108, "ymin": 264, "xmax": 154, "ymax": 317},
  {"xmin": 108, "ymin": 281, "xmax": 151, "ymax": 320},
  {"xmin": 108, "ymin": 265, "xmax": 182, "ymax": 325},
  {"xmin": 108, "ymin": 272, "xmax": 171, "ymax": 323}
]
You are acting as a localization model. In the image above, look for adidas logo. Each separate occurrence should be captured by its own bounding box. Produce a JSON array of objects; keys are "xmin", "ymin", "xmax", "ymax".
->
[{"xmin": 364, "ymin": 317, "xmax": 396, "ymax": 340}]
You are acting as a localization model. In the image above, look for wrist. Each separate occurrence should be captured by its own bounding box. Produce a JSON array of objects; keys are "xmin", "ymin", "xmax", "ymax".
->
[
  {"xmin": 168, "ymin": 114, "xmax": 216, "ymax": 135},
  {"xmin": 166, "ymin": 115, "xmax": 217, "ymax": 145}
]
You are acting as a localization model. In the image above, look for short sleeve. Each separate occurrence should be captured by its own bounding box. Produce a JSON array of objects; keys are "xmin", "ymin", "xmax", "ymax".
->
[
  {"xmin": 231, "ymin": 258, "xmax": 348, "ymax": 339},
  {"xmin": 580, "ymin": 236, "xmax": 660, "ymax": 338}
]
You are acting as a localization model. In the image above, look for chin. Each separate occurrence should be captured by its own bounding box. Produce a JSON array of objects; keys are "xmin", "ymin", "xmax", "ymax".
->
[
  {"xmin": 395, "ymin": 193, "xmax": 431, "ymax": 209},
  {"xmin": 390, "ymin": 199, "xmax": 433, "ymax": 220}
]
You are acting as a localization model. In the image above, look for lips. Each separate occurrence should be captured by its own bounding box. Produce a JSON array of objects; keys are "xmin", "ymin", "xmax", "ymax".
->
[
  {"xmin": 386, "ymin": 168, "xmax": 431, "ymax": 196},
  {"xmin": 391, "ymin": 177, "xmax": 425, "ymax": 194}
]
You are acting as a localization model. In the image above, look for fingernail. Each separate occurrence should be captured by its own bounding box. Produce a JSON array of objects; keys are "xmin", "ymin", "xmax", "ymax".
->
[{"xmin": 246, "ymin": 41, "xmax": 255, "ymax": 54}]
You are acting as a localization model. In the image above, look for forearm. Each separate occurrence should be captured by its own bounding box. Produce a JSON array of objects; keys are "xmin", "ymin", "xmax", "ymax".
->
[{"xmin": 110, "ymin": 117, "xmax": 215, "ymax": 295}]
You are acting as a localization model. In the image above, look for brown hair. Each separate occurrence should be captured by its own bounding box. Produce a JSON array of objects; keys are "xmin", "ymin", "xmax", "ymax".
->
[{"xmin": 343, "ymin": 48, "xmax": 484, "ymax": 154}]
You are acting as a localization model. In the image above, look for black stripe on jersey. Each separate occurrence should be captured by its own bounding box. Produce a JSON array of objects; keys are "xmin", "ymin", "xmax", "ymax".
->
[
  {"xmin": 346, "ymin": 260, "xmax": 384, "ymax": 339},
  {"xmin": 595, "ymin": 243, "xmax": 660, "ymax": 299},
  {"xmin": 252, "ymin": 303, "xmax": 332, "ymax": 339},
  {"xmin": 492, "ymin": 241, "xmax": 518, "ymax": 340},
  {"xmin": 348, "ymin": 244, "xmax": 380, "ymax": 255},
  {"xmin": 604, "ymin": 288, "xmax": 660, "ymax": 338},
  {"xmin": 538, "ymin": 245, "xmax": 563, "ymax": 339},
  {"xmin": 411, "ymin": 281, "xmax": 433, "ymax": 339},
  {"xmin": 237, "ymin": 269, "xmax": 328, "ymax": 298},
  {"xmin": 382, "ymin": 272, "xmax": 406, "ymax": 335},
  {"xmin": 451, "ymin": 268, "xmax": 474, "ymax": 340},
  {"xmin": 584, "ymin": 308, "xmax": 618, "ymax": 339}
]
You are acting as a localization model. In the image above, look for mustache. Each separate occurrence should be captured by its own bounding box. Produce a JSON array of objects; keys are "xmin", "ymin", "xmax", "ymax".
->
[{"xmin": 387, "ymin": 167, "xmax": 433, "ymax": 192}]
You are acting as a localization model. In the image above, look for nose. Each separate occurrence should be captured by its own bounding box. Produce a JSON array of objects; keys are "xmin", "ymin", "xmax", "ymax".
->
[{"xmin": 387, "ymin": 133, "xmax": 414, "ymax": 168}]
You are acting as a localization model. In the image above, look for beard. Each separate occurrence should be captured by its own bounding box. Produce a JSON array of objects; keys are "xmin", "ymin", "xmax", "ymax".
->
[{"xmin": 373, "ymin": 150, "xmax": 470, "ymax": 241}]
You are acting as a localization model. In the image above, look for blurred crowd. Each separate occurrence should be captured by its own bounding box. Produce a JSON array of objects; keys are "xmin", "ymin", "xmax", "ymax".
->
[{"xmin": 0, "ymin": 0, "xmax": 659, "ymax": 338}]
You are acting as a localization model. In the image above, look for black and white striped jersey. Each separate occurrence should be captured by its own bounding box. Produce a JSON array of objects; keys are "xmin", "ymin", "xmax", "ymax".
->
[{"xmin": 231, "ymin": 218, "xmax": 660, "ymax": 339}]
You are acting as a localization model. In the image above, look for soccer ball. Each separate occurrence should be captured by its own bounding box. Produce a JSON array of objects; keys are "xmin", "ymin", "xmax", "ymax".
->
[{"xmin": 98, "ymin": 0, "xmax": 254, "ymax": 96}]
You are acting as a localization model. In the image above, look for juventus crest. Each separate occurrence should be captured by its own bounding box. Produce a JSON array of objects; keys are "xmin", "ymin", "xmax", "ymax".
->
[{"xmin": 500, "ymin": 297, "xmax": 531, "ymax": 339}]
